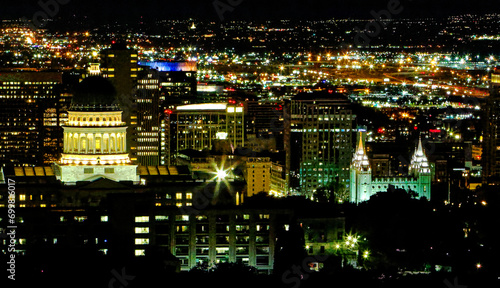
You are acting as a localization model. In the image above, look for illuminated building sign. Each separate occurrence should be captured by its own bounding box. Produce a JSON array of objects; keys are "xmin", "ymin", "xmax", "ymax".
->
[{"xmin": 139, "ymin": 61, "xmax": 197, "ymax": 72}]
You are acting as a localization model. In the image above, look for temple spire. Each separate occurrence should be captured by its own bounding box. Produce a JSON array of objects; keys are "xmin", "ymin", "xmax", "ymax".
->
[
  {"xmin": 410, "ymin": 136, "xmax": 430, "ymax": 175},
  {"xmin": 352, "ymin": 132, "xmax": 370, "ymax": 171}
]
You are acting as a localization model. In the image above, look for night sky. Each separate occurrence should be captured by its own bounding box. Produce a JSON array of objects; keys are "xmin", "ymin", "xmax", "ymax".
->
[{"xmin": 1, "ymin": 0, "xmax": 499, "ymax": 23}]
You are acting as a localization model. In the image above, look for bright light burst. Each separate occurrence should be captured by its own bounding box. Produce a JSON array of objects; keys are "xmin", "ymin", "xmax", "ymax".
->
[{"xmin": 205, "ymin": 158, "xmax": 238, "ymax": 201}]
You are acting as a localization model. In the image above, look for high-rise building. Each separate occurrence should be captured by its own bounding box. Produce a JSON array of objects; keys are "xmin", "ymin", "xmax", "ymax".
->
[
  {"xmin": 173, "ymin": 103, "xmax": 245, "ymax": 155},
  {"xmin": 52, "ymin": 77, "xmax": 139, "ymax": 184},
  {"xmin": 100, "ymin": 43, "xmax": 139, "ymax": 162},
  {"xmin": 246, "ymin": 100, "xmax": 286, "ymax": 152},
  {"xmin": 246, "ymin": 157, "xmax": 272, "ymax": 197},
  {"xmin": 160, "ymin": 107, "xmax": 173, "ymax": 165},
  {"xmin": 0, "ymin": 72, "xmax": 64, "ymax": 166},
  {"xmin": 482, "ymin": 67, "xmax": 500, "ymax": 184},
  {"xmin": 289, "ymin": 93, "xmax": 354, "ymax": 197},
  {"xmin": 140, "ymin": 61, "xmax": 197, "ymax": 99},
  {"xmin": 135, "ymin": 67, "xmax": 161, "ymax": 166}
]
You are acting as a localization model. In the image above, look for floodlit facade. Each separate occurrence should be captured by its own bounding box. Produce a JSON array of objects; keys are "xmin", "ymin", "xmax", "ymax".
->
[
  {"xmin": 53, "ymin": 77, "xmax": 139, "ymax": 184},
  {"xmin": 350, "ymin": 135, "xmax": 431, "ymax": 204},
  {"xmin": 246, "ymin": 157, "xmax": 271, "ymax": 196}
]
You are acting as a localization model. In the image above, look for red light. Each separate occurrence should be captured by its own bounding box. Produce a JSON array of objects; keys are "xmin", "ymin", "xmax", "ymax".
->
[
  {"xmin": 377, "ymin": 128, "xmax": 385, "ymax": 134},
  {"xmin": 414, "ymin": 126, "xmax": 418, "ymax": 130},
  {"xmin": 164, "ymin": 109, "xmax": 173, "ymax": 115},
  {"xmin": 112, "ymin": 41, "xmax": 116, "ymax": 44},
  {"xmin": 429, "ymin": 129, "xmax": 441, "ymax": 133}
]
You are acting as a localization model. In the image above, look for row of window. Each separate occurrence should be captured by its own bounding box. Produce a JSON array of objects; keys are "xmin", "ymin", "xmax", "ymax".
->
[{"xmin": 134, "ymin": 214, "xmax": 269, "ymax": 223}]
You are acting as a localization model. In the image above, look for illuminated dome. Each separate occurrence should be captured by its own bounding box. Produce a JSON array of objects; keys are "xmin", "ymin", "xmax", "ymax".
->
[{"xmin": 70, "ymin": 76, "xmax": 120, "ymax": 111}]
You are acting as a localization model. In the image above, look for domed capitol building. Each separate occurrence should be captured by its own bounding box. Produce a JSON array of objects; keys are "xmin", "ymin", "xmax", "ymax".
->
[{"xmin": 53, "ymin": 77, "xmax": 139, "ymax": 184}]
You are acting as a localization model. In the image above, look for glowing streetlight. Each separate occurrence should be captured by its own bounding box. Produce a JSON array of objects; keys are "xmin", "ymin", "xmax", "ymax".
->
[{"xmin": 216, "ymin": 169, "xmax": 227, "ymax": 181}]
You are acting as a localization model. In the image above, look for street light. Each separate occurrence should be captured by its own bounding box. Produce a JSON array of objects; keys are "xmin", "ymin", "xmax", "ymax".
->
[{"xmin": 216, "ymin": 169, "xmax": 227, "ymax": 181}]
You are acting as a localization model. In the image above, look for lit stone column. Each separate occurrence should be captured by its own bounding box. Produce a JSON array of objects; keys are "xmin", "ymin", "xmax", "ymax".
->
[
  {"xmin": 63, "ymin": 133, "xmax": 67, "ymax": 152},
  {"xmin": 108, "ymin": 134, "xmax": 112, "ymax": 154},
  {"xmin": 114, "ymin": 134, "xmax": 118, "ymax": 152},
  {"xmin": 84, "ymin": 135, "xmax": 88, "ymax": 154},
  {"xmin": 77, "ymin": 134, "xmax": 81, "ymax": 153},
  {"xmin": 68, "ymin": 134, "xmax": 72, "ymax": 152},
  {"xmin": 117, "ymin": 134, "xmax": 121, "ymax": 152},
  {"xmin": 97, "ymin": 133, "xmax": 101, "ymax": 154},
  {"xmin": 93, "ymin": 134, "xmax": 96, "ymax": 154},
  {"xmin": 122, "ymin": 132, "xmax": 126, "ymax": 151}
]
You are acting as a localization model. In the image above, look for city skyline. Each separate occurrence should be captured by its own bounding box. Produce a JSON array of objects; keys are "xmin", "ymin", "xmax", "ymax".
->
[{"xmin": 1, "ymin": 2, "xmax": 500, "ymax": 287}]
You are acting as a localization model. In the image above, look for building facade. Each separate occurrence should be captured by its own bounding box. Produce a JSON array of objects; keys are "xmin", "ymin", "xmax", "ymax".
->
[
  {"xmin": 135, "ymin": 68, "xmax": 161, "ymax": 166},
  {"xmin": 174, "ymin": 103, "xmax": 245, "ymax": 154},
  {"xmin": 52, "ymin": 77, "xmax": 139, "ymax": 184},
  {"xmin": 482, "ymin": 67, "xmax": 500, "ymax": 184},
  {"xmin": 350, "ymin": 136, "xmax": 431, "ymax": 204},
  {"xmin": 290, "ymin": 94, "xmax": 354, "ymax": 197},
  {"xmin": 0, "ymin": 72, "xmax": 65, "ymax": 166}
]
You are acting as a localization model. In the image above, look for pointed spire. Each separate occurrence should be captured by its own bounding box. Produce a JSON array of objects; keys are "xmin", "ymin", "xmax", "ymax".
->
[
  {"xmin": 352, "ymin": 132, "xmax": 370, "ymax": 171},
  {"xmin": 410, "ymin": 135, "xmax": 430, "ymax": 174}
]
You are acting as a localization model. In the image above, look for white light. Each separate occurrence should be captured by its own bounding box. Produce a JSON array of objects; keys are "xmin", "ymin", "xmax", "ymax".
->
[
  {"xmin": 177, "ymin": 103, "xmax": 227, "ymax": 111},
  {"xmin": 216, "ymin": 169, "xmax": 227, "ymax": 180}
]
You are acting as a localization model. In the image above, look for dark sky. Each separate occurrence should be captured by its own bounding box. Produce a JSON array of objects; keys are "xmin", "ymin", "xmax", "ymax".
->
[{"xmin": 1, "ymin": 0, "xmax": 498, "ymax": 23}]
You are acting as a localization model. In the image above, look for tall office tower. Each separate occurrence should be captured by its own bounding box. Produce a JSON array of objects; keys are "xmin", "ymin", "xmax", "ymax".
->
[
  {"xmin": 100, "ymin": 43, "xmax": 139, "ymax": 163},
  {"xmin": 135, "ymin": 67, "xmax": 161, "ymax": 166},
  {"xmin": 0, "ymin": 72, "xmax": 63, "ymax": 166},
  {"xmin": 289, "ymin": 93, "xmax": 354, "ymax": 197},
  {"xmin": 246, "ymin": 100, "xmax": 286, "ymax": 152},
  {"xmin": 173, "ymin": 103, "xmax": 245, "ymax": 155},
  {"xmin": 53, "ymin": 77, "xmax": 139, "ymax": 184},
  {"xmin": 482, "ymin": 68, "xmax": 500, "ymax": 184}
]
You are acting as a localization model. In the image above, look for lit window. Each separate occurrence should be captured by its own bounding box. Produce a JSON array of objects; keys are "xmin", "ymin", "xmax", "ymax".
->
[
  {"xmin": 135, "ymin": 238, "xmax": 149, "ymax": 245},
  {"xmin": 19, "ymin": 194, "xmax": 26, "ymax": 201},
  {"xmin": 135, "ymin": 216, "xmax": 149, "ymax": 223},
  {"xmin": 135, "ymin": 227, "xmax": 149, "ymax": 234},
  {"xmin": 135, "ymin": 249, "xmax": 145, "ymax": 256},
  {"xmin": 74, "ymin": 216, "xmax": 87, "ymax": 222},
  {"xmin": 176, "ymin": 215, "xmax": 189, "ymax": 221},
  {"xmin": 101, "ymin": 216, "xmax": 109, "ymax": 222},
  {"xmin": 186, "ymin": 193, "xmax": 192, "ymax": 200},
  {"xmin": 176, "ymin": 193, "xmax": 183, "ymax": 200},
  {"xmin": 155, "ymin": 215, "xmax": 169, "ymax": 222}
]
